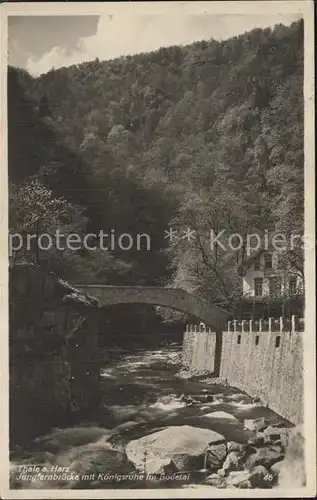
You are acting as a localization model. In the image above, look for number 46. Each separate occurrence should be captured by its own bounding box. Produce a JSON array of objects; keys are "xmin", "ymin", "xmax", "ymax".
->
[{"xmin": 264, "ymin": 473, "xmax": 274, "ymax": 482}]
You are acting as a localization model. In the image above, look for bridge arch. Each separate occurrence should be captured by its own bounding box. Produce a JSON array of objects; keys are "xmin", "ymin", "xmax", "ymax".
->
[{"xmin": 73, "ymin": 285, "xmax": 229, "ymax": 331}]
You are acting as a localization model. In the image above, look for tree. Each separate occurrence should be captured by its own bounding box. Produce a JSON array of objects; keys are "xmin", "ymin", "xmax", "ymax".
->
[
  {"xmin": 9, "ymin": 178, "xmax": 87, "ymax": 268},
  {"xmin": 166, "ymin": 185, "xmax": 268, "ymax": 311}
]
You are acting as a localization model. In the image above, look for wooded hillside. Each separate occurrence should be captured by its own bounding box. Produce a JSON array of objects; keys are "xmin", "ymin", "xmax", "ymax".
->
[{"xmin": 8, "ymin": 19, "xmax": 304, "ymax": 312}]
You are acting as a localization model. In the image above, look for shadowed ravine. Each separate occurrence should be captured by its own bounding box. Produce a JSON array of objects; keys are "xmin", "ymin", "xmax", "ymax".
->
[{"xmin": 10, "ymin": 344, "xmax": 294, "ymax": 490}]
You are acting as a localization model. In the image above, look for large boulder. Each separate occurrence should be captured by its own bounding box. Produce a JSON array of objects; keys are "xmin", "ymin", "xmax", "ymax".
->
[{"xmin": 125, "ymin": 425, "xmax": 225, "ymax": 475}]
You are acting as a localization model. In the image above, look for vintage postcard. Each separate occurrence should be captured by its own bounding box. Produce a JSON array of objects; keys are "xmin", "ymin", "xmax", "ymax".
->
[{"xmin": 0, "ymin": 1, "xmax": 315, "ymax": 498}]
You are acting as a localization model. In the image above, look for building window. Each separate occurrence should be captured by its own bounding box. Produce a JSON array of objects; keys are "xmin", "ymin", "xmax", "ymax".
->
[
  {"xmin": 275, "ymin": 336, "xmax": 281, "ymax": 348},
  {"xmin": 264, "ymin": 253, "xmax": 273, "ymax": 270},
  {"xmin": 255, "ymin": 335, "xmax": 260, "ymax": 346},
  {"xmin": 237, "ymin": 335, "xmax": 241, "ymax": 344},
  {"xmin": 254, "ymin": 255, "xmax": 261, "ymax": 271},
  {"xmin": 289, "ymin": 277, "xmax": 297, "ymax": 296},
  {"xmin": 254, "ymin": 278, "xmax": 263, "ymax": 297},
  {"xmin": 269, "ymin": 276, "xmax": 282, "ymax": 298}
]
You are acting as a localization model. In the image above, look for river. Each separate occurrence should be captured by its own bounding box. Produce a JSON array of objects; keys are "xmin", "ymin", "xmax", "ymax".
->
[{"xmin": 10, "ymin": 343, "xmax": 292, "ymax": 490}]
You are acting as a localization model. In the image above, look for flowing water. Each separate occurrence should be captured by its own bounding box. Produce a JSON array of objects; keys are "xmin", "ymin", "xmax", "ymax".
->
[{"xmin": 10, "ymin": 344, "xmax": 292, "ymax": 490}]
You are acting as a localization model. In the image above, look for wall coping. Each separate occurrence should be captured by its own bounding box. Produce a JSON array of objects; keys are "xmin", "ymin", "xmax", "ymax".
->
[
  {"xmin": 228, "ymin": 316, "xmax": 304, "ymax": 333},
  {"xmin": 185, "ymin": 324, "xmax": 213, "ymax": 333},
  {"xmin": 186, "ymin": 316, "xmax": 304, "ymax": 334}
]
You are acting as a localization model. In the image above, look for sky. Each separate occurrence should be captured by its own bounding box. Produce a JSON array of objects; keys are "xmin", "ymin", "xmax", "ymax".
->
[{"xmin": 8, "ymin": 13, "xmax": 302, "ymax": 77}]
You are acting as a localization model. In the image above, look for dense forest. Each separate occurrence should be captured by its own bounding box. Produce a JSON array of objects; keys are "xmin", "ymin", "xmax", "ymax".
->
[{"xmin": 8, "ymin": 19, "xmax": 304, "ymax": 321}]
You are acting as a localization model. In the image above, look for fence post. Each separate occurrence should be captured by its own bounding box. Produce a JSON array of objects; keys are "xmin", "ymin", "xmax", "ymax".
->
[
  {"xmin": 249, "ymin": 319, "xmax": 253, "ymax": 333},
  {"xmin": 259, "ymin": 318, "xmax": 262, "ymax": 333},
  {"xmin": 241, "ymin": 320, "xmax": 246, "ymax": 333},
  {"xmin": 279, "ymin": 316, "xmax": 284, "ymax": 333},
  {"xmin": 227, "ymin": 321, "xmax": 232, "ymax": 332},
  {"xmin": 291, "ymin": 315, "xmax": 297, "ymax": 333},
  {"xmin": 233, "ymin": 320, "xmax": 237, "ymax": 333},
  {"xmin": 268, "ymin": 317, "xmax": 272, "ymax": 333}
]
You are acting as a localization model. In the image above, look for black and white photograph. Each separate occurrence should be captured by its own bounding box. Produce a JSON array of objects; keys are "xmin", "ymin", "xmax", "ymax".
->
[{"xmin": 0, "ymin": 1, "xmax": 315, "ymax": 498}]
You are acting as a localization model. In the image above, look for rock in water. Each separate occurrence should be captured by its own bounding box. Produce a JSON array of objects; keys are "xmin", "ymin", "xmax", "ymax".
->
[
  {"xmin": 203, "ymin": 411, "xmax": 237, "ymax": 421},
  {"xmin": 226, "ymin": 470, "xmax": 251, "ymax": 488},
  {"xmin": 246, "ymin": 446, "xmax": 284, "ymax": 469},
  {"xmin": 263, "ymin": 425, "xmax": 291, "ymax": 447},
  {"xmin": 227, "ymin": 441, "xmax": 246, "ymax": 454},
  {"xmin": 205, "ymin": 442, "xmax": 227, "ymax": 469},
  {"xmin": 125, "ymin": 425, "xmax": 225, "ymax": 475},
  {"xmin": 111, "ymin": 420, "xmax": 142, "ymax": 434},
  {"xmin": 249, "ymin": 465, "xmax": 272, "ymax": 488},
  {"xmin": 204, "ymin": 472, "xmax": 227, "ymax": 488},
  {"xmin": 58, "ymin": 445, "xmax": 133, "ymax": 473},
  {"xmin": 33, "ymin": 426, "xmax": 112, "ymax": 453},
  {"xmin": 244, "ymin": 417, "xmax": 269, "ymax": 433},
  {"xmin": 221, "ymin": 451, "xmax": 244, "ymax": 475},
  {"xmin": 248, "ymin": 432, "xmax": 265, "ymax": 446}
]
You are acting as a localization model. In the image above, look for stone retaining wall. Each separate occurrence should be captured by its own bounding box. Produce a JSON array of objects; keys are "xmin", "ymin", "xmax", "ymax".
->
[
  {"xmin": 182, "ymin": 328, "xmax": 216, "ymax": 373},
  {"xmin": 219, "ymin": 330, "xmax": 303, "ymax": 425},
  {"xmin": 182, "ymin": 324, "xmax": 304, "ymax": 425}
]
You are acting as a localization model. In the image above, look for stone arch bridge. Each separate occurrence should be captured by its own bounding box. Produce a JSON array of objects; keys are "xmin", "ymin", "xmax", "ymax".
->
[{"xmin": 73, "ymin": 285, "xmax": 229, "ymax": 331}]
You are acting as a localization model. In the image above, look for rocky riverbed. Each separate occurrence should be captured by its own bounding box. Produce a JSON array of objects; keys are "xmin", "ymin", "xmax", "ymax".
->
[{"xmin": 10, "ymin": 346, "xmax": 305, "ymax": 490}]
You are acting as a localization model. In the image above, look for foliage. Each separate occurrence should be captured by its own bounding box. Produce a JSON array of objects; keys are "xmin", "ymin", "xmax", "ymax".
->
[
  {"xmin": 9, "ymin": 178, "xmax": 86, "ymax": 266},
  {"xmin": 8, "ymin": 20, "xmax": 304, "ymax": 313}
]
